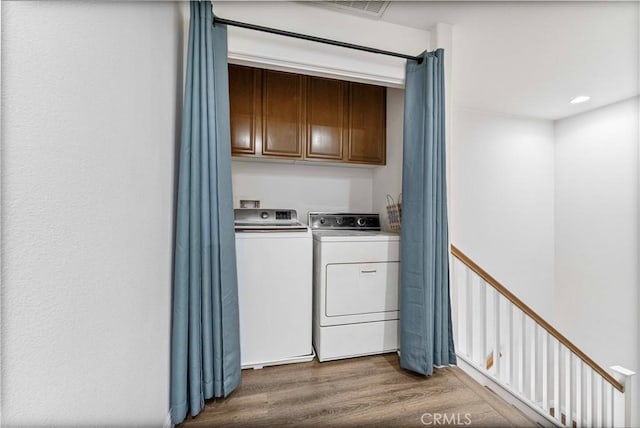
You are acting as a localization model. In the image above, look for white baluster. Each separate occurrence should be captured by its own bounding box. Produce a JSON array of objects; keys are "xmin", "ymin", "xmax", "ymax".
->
[
  {"xmin": 477, "ymin": 279, "xmax": 486, "ymax": 367},
  {"xmin": 604, "ymin": 382, "xmax": 613, "ymax": 427},
  {"xmin": 585, "ymin": 367, "xmax": 593, "ymax": 428},
  {"xmin": 553, "ymin": 339, "xmax": 561, "ymax": 423},
  {"xmin": 508, "ymin": 304, "xmax": 515, "ymax": 387},
  {"xmin": 595, "ymin": 376, "xmax": 603, "ymax": 427},
  {"xmin": 451, "ymin": 259, "xmax": 459, "ymax": 348},
  {"xmin": 530, "ymin": 321, "xmax": 536, "ymax": 402},
  {"xmin": 542, "ymin": 332, "xmax": 548, "ymax": 412},
  {"xmin": 465, "ymin": 268, "xmax": 473, "ymax": 359},
  {"xmin": 456, "ymin": 260, "xmax": 466, "ymax": 356},
  {"xmin": 575, "ymin": 360, "xmax": 582, "ymax": 427},
  {"xmin": 493, "ymin": 290, "xmax": 500, "ymax": 378},
  {"xmin": 518, "ymin": 311, "xmax": 525, "ymax": 393},
  {"xmin": 565, "ymin": 349, "xmax": 572, "ymax": 427},
  {"xmin": 610, "ymin": 365, "xmax": 636, "ymax": 428}
]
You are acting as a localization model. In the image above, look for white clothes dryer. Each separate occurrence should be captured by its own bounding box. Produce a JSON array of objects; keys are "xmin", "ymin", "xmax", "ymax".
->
[{"xmin": 309, "ymin": 213, "xmax": 400, "ymax": 362}]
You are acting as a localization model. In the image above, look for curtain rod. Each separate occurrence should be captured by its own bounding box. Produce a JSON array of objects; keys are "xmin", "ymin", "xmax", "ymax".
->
[{"xmin": 212, "ymin": 15, "xmax": 423, "ymax": 64}]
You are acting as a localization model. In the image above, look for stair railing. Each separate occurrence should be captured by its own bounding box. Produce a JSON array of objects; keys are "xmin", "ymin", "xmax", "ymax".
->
[{"xmin": 450, "ymin": 245, "xmax": 635, "ymax": 428}]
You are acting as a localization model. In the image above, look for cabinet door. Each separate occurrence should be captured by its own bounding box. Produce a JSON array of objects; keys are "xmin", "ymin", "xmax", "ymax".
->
[
  {"xmin": 306, "ymin": 76, "xmax": 347, "ymax": 160},
  {"xmin": 228, "ymin": 65, "xmax": 262, "ymax": 156},
  {"xmin": 347, "ymin": 83, "xmax": 386, "ymax": 165},
  {"xmin": 262, "ymin": 70, "xmax": 305, "ymax": 158}
]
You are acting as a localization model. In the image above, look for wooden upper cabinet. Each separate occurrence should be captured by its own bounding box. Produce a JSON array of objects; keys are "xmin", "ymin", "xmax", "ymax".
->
[
  {"xmin": 228, "ymin": 65, "xmax": 261, "ymax": 156},
  {"xmin": 305, "ymin": 76, "xmax": 347, "ymax": 160},
  {"xmin": 262, "ymin": 70, "xmax": 305, "ymax": 158},
  {"xmin": 228, "ymin": 65, "xmax": 386, "ymax": 165},
  {"xmin": 346, "ymin": 82, "xmax": 386, "ymax": 165}
]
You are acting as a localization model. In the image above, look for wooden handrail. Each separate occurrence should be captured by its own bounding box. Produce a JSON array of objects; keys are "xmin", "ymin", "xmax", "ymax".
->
[{"xmin": 450, "ymin": 244, "xmax": 624, "ymax": 393}]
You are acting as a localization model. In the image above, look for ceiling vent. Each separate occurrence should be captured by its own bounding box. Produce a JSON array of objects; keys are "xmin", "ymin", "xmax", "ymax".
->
[{"xmin": 311, "ymin": 1, "xmax": 390, "ymax": 19}]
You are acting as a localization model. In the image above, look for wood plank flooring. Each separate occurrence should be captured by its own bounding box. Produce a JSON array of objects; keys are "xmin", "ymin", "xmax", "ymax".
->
[{"xmin": 179, "ymin": 354, "xmax": 536, "ymax": 427}]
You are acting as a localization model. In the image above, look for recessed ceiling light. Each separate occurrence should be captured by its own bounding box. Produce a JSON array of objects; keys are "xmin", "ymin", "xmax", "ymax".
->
[{"xmin": 570, "ymin": 95, "xmax": 591, "ymax": 104}]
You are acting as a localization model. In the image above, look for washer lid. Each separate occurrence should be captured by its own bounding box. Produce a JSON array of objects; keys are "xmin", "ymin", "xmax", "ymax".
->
[{"xmin": 312, "ymin": 230, "xmax": 400, "ymax": 242}]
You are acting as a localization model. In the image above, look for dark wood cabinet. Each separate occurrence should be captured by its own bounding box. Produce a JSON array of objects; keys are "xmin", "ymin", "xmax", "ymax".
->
[
  {"xmin": 306, "ymin": 77, "xmax": 347, "ymax": 160},
  {"xmin": 228, "ymin": 65, "xmax": 261, "ymax": 156},
  {"xmin": 228, "ymin": 65, "xmax": 386, "ymax": 165},
  {"xmin": 346, "ymin": 82, "xmax": 386, "ymax": 165},
  {"xmin": 262, "ymin": 70, "xmax": 305, "ymax": 158}
]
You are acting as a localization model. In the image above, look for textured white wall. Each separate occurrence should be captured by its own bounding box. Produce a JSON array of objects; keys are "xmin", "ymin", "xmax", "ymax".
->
[
  {"xmin": 232, "ymin": 161, "xmax": 374, "ymax": 222},
  {"xmin": 450, "ymin": 108, "xmax": 556, "ymax": 321},
  {"xmin": 554, "ymin": 97, "xmax": 639, "ymax": 424},
  {"xmin": 1, "ymin": 1, "xmax": 183, "ymax": 425}
]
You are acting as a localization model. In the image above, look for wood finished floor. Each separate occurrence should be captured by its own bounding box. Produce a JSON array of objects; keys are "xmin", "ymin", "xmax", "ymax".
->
[{"xmin": 179, "ymin": 354, "xmax": 536, "ymax": 427}]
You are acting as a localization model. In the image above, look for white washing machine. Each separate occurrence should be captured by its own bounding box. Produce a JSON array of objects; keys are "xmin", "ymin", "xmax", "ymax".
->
[
  {"xmin": 309, "ymin": 213, "xmax": 400, "ymax": 362},
  {"xmin": 235, "ymin": 208, "xmax": 314, "ymax": 369}
]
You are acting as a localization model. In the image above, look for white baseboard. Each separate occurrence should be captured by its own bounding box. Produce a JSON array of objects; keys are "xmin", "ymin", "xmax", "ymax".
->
[{"xmin": 456, "ymin": 355, "xmax": 559, "ymax": 427}]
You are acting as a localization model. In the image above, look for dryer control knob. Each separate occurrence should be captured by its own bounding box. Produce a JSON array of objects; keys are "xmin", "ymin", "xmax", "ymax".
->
[
  {"xmin": 260, "ymin": 211, "xmax": 269, "ymax": 219},
  {"xmin": 357, "ymin": 217, "xmax": 366, "ymax": 226}
]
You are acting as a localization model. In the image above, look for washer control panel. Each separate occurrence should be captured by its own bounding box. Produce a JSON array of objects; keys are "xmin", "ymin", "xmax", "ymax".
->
[{"xmin": 308, "ymin": 213, "xmax": 381, "ymax": 231}]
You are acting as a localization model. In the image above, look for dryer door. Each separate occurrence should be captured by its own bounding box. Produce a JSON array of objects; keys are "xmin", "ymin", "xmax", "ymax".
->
[{"xmin": 325, "ymin": 261, "xmax": 399, "ymax": 323}]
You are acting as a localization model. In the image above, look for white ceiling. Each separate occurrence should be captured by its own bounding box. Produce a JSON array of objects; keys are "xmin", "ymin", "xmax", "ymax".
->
[{"xmin": 372, "ymin": 1, "xmax": 639, "ymax": 120}]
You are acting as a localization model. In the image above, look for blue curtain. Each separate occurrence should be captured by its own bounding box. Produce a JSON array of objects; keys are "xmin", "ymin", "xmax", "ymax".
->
[
  {"xmin": 400, "ymin": 49, "xmax": 456, "ymax": 376},
  {"xmin": 170, "ymin": 1, "xmax": 241, "ymax": 424}
]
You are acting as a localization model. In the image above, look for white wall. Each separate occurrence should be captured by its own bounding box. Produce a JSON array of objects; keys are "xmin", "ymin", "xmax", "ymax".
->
[
  {"xmin": 213, "ymin": 1, "xmax": 430, "ymax": 87},
  {"xmin": 450, "ymin": 108, "xmax": 556, "ymax": 321},
  {"xmin": 1, "ymin": 1, "xmax": 183, "ymax": 425},
  {"xmin": 232, "ymin": 161, "xmax": 373, "ymax": 222},
  {"xmin": 371, "ymin": 22, "xmax": 450, "ymax": 233},
  {"xmin": 372, "ymin": 88, "xmax": 404, "ymax": 231},
  {"xmin": 554, "ymin": 97, "xmax": 639, "ymax": 423}
]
